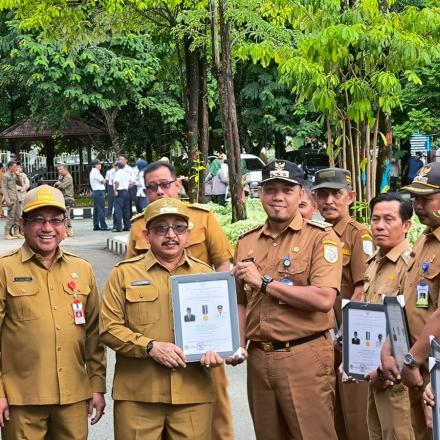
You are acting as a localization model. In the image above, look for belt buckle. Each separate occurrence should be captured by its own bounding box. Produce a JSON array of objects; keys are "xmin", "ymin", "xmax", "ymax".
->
[{"xmin": 262, "ymin": 342, "xmax": 274, "ymax": 352}]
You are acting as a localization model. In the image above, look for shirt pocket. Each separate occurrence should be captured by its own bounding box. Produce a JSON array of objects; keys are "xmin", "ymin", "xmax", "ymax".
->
[
  {"xmin": 6, "ymin": 283, "xmax": 41, "ymax": 321},
  {"xmin": 125, "ymin": 285, "xmax": 160, "ymax": 324},
  {"xmin": 63, "ymin": 282, "xmax": 91, "ymax": 318},
  {"xmin": 187, "ymin": 228, "xmax": 207, "ymax": 262},
  {"xmin": 277, "ymin": 259, "xmax": 308, "ymax": 286},
  {"xmin": 421, "ymin": 262, "xmax": 440, "ymax": 306}
]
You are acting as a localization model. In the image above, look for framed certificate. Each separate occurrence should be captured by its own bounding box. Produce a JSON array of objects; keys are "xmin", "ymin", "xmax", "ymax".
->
[
  {"xmin": 342, "ymin": 300, "xmax": 387, "ymax": 380},
  {"xmin": 171, "ymin": 272, "xmax": 240, "ymax": 362},
  {"xmin": 430, "ymin": 337, "xmax": 440, "ymax": 440},
  {"xmin": 383, "ymin": 295, "xmax": 411, "ymax": 370}
]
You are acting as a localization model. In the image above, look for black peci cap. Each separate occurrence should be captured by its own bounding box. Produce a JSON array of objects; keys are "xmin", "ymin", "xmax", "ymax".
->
[
  {"xmin": 401, "ymin": 162, "xmax": 440, "ymax": 195},
  {"xmin": 260, "ymin": 160, "xmax": 304, "ymax": 186}
]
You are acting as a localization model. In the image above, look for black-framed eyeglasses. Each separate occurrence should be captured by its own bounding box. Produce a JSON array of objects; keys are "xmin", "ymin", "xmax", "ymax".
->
[
  {"xmin": 24, "ymin": 217, "xmax": 65, "ymax": 226},
  {"xmin": 148, "ymin": 224, "xmax": 188, "ymax": 236},
  {"xmin": 145, "ymin": 180, "xmax": 176, "ymax": 193}
]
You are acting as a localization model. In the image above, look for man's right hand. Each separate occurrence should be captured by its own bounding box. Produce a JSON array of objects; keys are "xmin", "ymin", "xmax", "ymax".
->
[
  {"xmin": 149, "ymin": 342, "xmax": 187, "ymax": 369},
  {"xmin": 380, "ymin": 338, "xmax": 401, "ymax": 383},
  {"xmin": 0, "ymin": 397, "xmax": 10, "ymax": 427}
]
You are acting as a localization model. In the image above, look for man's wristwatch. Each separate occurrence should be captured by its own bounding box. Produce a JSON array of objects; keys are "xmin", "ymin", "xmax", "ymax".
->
[
  {"xmin": 261, "ymin": 275, "xmax": 273, "ymax": 294},
  {"xmin": 403, "ymin": 352, "xmax": 420, "ymax": 368},
  {"xmin": 146, "ymin": 340, "xmax": 155, "ymax": 357}
]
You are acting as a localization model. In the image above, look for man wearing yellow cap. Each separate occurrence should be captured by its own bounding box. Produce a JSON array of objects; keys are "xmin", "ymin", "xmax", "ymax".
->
[
  {"xmin": 126, "ymin": 160, "xmax": 234, "ymax": 440},
  {"xmin": 100, "ymin": 197, "xmax": 224, "ymax": 439},
  {"xmin": 0, "ymin": 185, "xmax": 106, "ymax": 440}
]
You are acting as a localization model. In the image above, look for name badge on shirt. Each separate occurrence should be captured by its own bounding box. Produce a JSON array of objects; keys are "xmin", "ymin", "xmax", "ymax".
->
[
  {"xmin": 72, "ymin": 299, "xmax": 86, "ymax": 324},
  {"xmin": 416, "ymin": 282, "xmax": 429, "ymax": 308}
]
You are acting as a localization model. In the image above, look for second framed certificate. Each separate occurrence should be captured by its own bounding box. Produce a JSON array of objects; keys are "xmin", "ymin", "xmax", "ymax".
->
[
  {"xmin": 171, "ymin": 272, "xmax": 240, "ymax": 362},
  {"xmin": 342, "ymin": 301, "xmax": 387, "ymax": 380}
]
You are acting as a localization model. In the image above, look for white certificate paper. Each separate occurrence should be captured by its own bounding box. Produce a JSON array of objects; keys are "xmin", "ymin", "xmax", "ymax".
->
[
  {"xmin": 178, "ymin": 279, "xmax": 233, "ymax": 356},
  {"xmin": 346, "ymin": 308, "xmax": 387, "ymax": 377}
]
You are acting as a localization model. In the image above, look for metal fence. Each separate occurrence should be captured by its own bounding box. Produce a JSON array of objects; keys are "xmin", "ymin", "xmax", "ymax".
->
[{"xmin": 0, "ymin": 150, "xmax": 47, "ymax": 173}]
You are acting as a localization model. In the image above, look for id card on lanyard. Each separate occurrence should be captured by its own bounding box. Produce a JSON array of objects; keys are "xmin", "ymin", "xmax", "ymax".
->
[{"xmin": 416, "ymin": 261, "xmax": 430, "ymax": 308}]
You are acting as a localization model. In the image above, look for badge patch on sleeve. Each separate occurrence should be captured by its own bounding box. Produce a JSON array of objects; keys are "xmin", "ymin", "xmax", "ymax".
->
[
  {"xmin": 324, "ymin": 244, "xmax": 338, "ymax": 263},
  {"xmin": 363, "ymin": 240, "xmax": 373, "ymax": 256}
]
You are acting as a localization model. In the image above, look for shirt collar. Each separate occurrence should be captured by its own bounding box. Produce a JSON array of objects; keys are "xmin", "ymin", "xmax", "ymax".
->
[
  {"xmin": 20, "ymin": 242, "xmax": 67, "ymax": 264},
  {"xmin": 260, "ymin": 212, "xmax": 303, "ymax": 238},
  {"xmin": 427, "ymin": 225, "xmax": 440, "ymax": 242},
  {"xmin": 379, "ymin": 239, "xmax": 410, "ymax": 263},
  {"xmin": 144, "ymin": 248, "xmax": 192, "ymax": 272},
  {"xmin": 333, "ymin": 215, "xmax": 351, "ymax": 236}
]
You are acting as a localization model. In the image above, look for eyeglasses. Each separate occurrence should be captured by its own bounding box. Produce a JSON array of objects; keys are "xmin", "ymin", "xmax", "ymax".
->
[
  {"xmin": 24, "ymin": 217, "xmax": 65, "ymax": 226},
  {"xmin": 145, "ymin": 180, "xmax": 176, "ymax": 193},
  {"xmin": 148, "ymin": 224, "xmax": 188, "ymax": 236}
]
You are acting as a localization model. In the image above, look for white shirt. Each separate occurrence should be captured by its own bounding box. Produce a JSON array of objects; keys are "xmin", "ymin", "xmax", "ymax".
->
[
  {"xmin": 105, "ymin": 168, "xmax": 115, "ymax": 186},
  {"xmin": 114, "ymin": 168, "xmax": 131, "ymax": 190},
  {"xmin": 136, "ymin": 170, "xmax": 146, "ymax": 197},
  {"xmin": 89, "ymin": 168, "xmax": 105, "ymax": 191}
]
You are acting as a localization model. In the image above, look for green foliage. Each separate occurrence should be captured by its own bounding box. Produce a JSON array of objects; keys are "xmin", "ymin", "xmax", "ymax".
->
[{"xmin": 393, "ymin": 108, "xmax": 440, "ymax": 141}]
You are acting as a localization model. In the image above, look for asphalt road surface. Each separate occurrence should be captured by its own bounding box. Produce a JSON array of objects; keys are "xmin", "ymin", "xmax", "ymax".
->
[{"xmin": 0, "ymin": 218, "xmax": 255, "ymax": 439}]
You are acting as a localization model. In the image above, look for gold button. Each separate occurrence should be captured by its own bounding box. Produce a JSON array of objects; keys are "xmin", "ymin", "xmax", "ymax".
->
[
  {"xmin": 57, "ymin": 347, "xmax": 62, "ymax": 351},
  {"xmin": 53, "ymin": 306, "xmax": 58, "ymax": 310},
  {"xmin": 58, "ymin": 368, "xmax": 62, "ymax": 372},
  {"xmin": 21, "ymin": 289, "xmax": 25, "ymax": 293},
  {"xmin": 56, "ymin": 325, "xmax": 61, "ymax": 330},
  {"xmin": 140, "ymin": 293, "xmax": 144, "ymax": 298},
  {"xmin": 170, "ymin": 368, "xmax": 176, "ymax": 374}
]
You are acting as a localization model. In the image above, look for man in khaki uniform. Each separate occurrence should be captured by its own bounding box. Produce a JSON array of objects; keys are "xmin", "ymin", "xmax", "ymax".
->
[
  {"xmin": 231, "ymin": 160, "xmax": 342, "ymax": 439},
  {"xmin": 0, "ymin": 184, "xmax": 106, "ymax": 439},
  {"xmin": 381, "ymin": 162, "xmax": 440, "ymax": 440},
  {"xmin": 2, "ymin": 161, "xmax": 20, "ymax": 240},
  {"xmin": 125, "ymin": 161, "xmax": 234, "ymax": 440},
  {"xmin": 313, "ymin": 167, "xmax": 373, "ymax": 440},
  {"xmin": 54, "ymin": 163, "xmax": 75, "ymax": 237},
  {"xmin": 362, "ymin": 192, "xmax": 414, "ymax": 440},
  {"xmin": 100, "ymin": 198, "xmax": 224, "ymax": 439}
]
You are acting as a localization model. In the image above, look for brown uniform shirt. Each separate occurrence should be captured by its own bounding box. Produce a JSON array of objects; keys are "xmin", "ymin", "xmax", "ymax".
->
[
  {"xmin": 333, "ymin": 215, "xmax": 373, "ymax": 323},
  {"xmin": 2, "ymin": 171, "xmax": 17, "ymax": 204},
  {"xmin": 404, "ymin": 226, "xmax": 440, "ymax": 347},
  {"xmin": 56, "ymin": 173, "xmax": 75, "ymax": 199},
  {"xmin": 100, "ymin": 251, "xmax": 215, "ymax": 405},
  {"xmin": 0, "ymin": 243, "xmax": 106, "ymax": 405},
  {"xmin": 363, "ymin": 239, "xmax": 412, "ymax": 304},
  {"xmin": 235, "ymin": 213, "xmax": 342, "ymax": 341},
  {"xmin": 126, "ymin": 204, "xmax": 233, "ymax": 266}
]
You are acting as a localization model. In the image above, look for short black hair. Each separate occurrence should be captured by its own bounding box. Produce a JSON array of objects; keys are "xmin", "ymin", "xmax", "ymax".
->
[
  {"xmin": 369, "ymin": 192, "xmax": 413, "ymax": 222},
  {"xmin": 145, "ymin": 161, "xmax": 176, "ymax": 179},
  {"xmin": 7, "ymin": 160, "xmax": 16, "ymax": 168},
  {"xmin": 118, "ymin": 153, "xmax": 128, "ymax": 160}
]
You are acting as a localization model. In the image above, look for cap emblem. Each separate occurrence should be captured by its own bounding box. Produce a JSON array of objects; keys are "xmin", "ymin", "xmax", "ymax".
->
[
  {"xmin": 37, "ymin": 186, "xmax": 56, "ymax": 203},
  {"xmin": 159, "ymin": 207, "xmax": 178, "ymax": 215},
  {"xmin": 270, "ymin": 161, "xmax": 289, "ymax": 178}
]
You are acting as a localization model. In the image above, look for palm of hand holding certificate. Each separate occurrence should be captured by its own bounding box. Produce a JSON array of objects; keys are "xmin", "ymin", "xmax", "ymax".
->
[{"xmin": 171, "ymin": 272, "xmax": 240, "ymax": 362}]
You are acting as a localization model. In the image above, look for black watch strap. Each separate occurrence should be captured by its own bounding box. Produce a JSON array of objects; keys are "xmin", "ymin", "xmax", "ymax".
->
[{"xmin": 146, "ymin": 340, "xmax": 155, "ymax": 357}]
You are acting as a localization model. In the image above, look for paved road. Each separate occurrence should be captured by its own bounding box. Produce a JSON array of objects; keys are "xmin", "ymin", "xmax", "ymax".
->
[{"xmin": 0, "ymin": 218, "xmax": 255, "ymax": 439}]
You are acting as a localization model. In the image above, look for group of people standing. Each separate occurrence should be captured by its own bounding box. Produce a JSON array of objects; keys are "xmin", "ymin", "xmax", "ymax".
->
[
  {"xmin": 2, "ymin": 156, "xmax": 440, "ymax": 440},
  {"xmin": 1, "ymin": 156, "xmax": 30, "ymax": 240}
]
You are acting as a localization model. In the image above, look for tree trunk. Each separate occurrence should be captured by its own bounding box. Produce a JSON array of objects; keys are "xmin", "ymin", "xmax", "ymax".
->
[
  {"xmin": 102, "ymin": 109, "xmax": 121, "ymax": 154},
  {"xmin": 184, "ymin": 38, "xmax": 200, "ymax": 203},
  {"xmin": 274, "ymin": 132, "xmax": 284, "ymax": 159},
  {"xmin": 326, "ymin": 117, "xmax": 335, "ymax": 167},
  {"xmin": 199, "ymin": 54, "xmax": 209, "ymax": 203},
  {"xmin": 342, "ymin": 118, "xmax": 347, "ymax": 169},
  {"xmin": 210, "ymin": 0, "xmax": 244, "ymax": 221}
]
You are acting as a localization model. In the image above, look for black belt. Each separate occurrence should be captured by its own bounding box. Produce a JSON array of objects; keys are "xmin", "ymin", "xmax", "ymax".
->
[{"xmin": 251, "ymin": 332, "xmax": 326, "ymax": 352}]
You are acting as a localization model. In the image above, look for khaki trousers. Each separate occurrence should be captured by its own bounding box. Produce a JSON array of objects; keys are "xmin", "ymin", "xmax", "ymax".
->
[
  {"xmin": 1, "ymin": 401, "xmax": 88, "ymax": 440},
  {"xmin": 247, "ymin": 333, "xmax": 337, "ymax": 440},
  {"xmin": 409, "ymin": 386, "xmax": 431, "ymax": 440},
  {"xmin": 211, "ymin": 365, "xmax": 233, "ymax": 440},
  {"xmin": 114, "ymin": 400, "xmax": 212, "ymax": 440},
  {"xmin": 367, "ymin": 383, "xmax": 414, "ymax": 440},
  {"xmin": 4, "ymin": 200, "xmax": 20, "ymax": 236}
]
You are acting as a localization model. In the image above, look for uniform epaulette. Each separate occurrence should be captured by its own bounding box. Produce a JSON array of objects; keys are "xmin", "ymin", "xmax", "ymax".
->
[
  {"xmin": 306, "ymin": 218, "xmax": 333, "ymax": 230},
  {"xmin": 189, "ymin": 203, "xmax": 211, "ymax": 212},
  {"xmin": 62, "ymin": 249, "xmax": 82, "ymax": 259},
  {"xmin": 0, "ymin": 248, "xmax": 20, "ymax": 258},
  {"xmin": 115, "ymin": 254, "xmax": 145, "ymax": 266},
  {"xmin": 130, "ymin": 211, "xmax": 145, "ymax": 222},
  {"xmin": 401, "ymin": 250, "xmax": 413, "ymax": 266},
  {"xmin": 238, "ymin": 224, "xmax": 264, "ymax": 239},
  {"xmin": 188, "ymin": 255, "xmax": 214, "ymax": 269},
  {"xmin": 350, "ymin": 220, "xmax": 371, "ymax": 233}
]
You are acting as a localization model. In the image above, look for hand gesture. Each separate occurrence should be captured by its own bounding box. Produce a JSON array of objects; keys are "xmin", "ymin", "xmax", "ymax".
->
[{"xmin": 149, "ymin": 342, "xmax": 187, "ymax": 369}]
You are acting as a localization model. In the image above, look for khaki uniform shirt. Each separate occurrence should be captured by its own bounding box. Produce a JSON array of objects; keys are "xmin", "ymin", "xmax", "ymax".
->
[
  {"xmin": 0, "ymin": 243, "xmax": 106, "ymax": 405},
  {"xmin": 235, "ymin": 213, "xmax": 342, "ymax": 341},
  {"xmin": 2, "ymin": 171, "xmax": 17, "ymax": 204},
  {"xmin": 100, "ymin": 251, "xmax": 215, "ymax": 405},
  {"xmin": 126, "ymin": 204, "xmax": 233, "ymax": 266},
  {"xmin": 363, "ymin": 239, "xmax": 412, "ymax": 304},
  {"xmin": 333, "ymin": 215, "xmax": 373, "ymax": 323},
  {"xmin": 56, "ymin": 173, "xmax": 75, "ymax": 199},
  {"xmin": 404, "ymin": 226, "xmax": 440, "ymax": 348}
]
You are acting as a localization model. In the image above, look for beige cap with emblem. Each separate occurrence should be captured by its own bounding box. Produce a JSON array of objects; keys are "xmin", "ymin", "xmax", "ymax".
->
[
  {"xmin": 144, "ymin": 198, "xmax": 190, "ymax": 225},
  {"xmin": 23, "ymin": 185, "xmax": 67, "ymax": 213}
]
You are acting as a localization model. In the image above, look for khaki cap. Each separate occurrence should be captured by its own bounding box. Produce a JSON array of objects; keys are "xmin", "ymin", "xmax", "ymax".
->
[
  {"xmin": 312, "ymin": 168, "xmax": 352, "ymax": 190},
  {"xmin": 23, "ymin": 185, "xmax": 66, "ymax": 213},
  {"xmin": 144, "ymin": 198, "xmax": 190, "ymax": 225}
]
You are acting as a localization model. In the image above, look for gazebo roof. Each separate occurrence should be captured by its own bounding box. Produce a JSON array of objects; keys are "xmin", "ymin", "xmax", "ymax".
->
[{"xmin": 0, "ymin": 118, "xmax": 106, "ymax": 140}]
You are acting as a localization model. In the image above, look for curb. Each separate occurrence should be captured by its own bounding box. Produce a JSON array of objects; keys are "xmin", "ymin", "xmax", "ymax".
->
[{"xmin": 106, "ymin": 236, "xmax": 128, "ymax": 257}]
